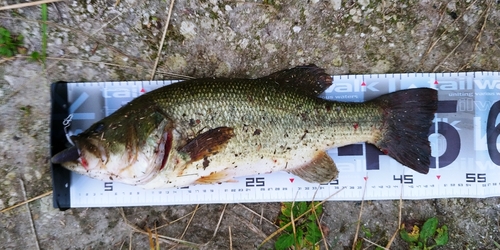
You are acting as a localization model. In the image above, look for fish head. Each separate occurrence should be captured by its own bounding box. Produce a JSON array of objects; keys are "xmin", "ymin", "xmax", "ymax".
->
[{"xmin": 52, "ymin": 108, "xmax": 173, "ymax": 185}]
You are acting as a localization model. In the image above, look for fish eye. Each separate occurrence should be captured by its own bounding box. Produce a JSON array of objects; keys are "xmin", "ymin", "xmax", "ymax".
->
[{"xmin": 91, "ymin": 123, "xmax": 105, "ymax": 133}]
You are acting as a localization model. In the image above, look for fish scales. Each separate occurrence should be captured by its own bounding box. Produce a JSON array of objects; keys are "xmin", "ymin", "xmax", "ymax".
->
[
  {"xmin": 139, "ymin": 79, "xmax": 382, "ymax": 188},
  {"xmin": 151, "ymin": 78, "xmax": 380, "ymax": 143},
  {"xmin": 52, "ymin": 65, "xmax": 438, "ymax": 189}
]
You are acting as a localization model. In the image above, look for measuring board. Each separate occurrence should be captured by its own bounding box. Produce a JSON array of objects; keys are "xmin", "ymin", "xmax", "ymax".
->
[{"xmin": 50, "ymin": 72, "xmax": 500, "ymax": 209}]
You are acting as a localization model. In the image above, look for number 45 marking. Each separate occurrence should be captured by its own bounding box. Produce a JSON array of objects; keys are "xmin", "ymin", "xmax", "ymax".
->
[{"xmin": 393, "ymin": 175, "xmax": 413, "ymax": 184}]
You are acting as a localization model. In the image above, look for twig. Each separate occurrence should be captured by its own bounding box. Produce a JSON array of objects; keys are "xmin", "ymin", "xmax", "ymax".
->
[
  {"xmin": 362, "ymin": 237, "xmax": 388, "ymax": 250},
  {"xmin": 0, "ymin": 190, "xmax": 52, "ymax": 213},
  {"xmin": 458, "ymin": 1, "xmax": 491, "ymax": 71},
  {"xmin": 146, "ymin": 227, "xmax": 155, "ymax": 249},
  {"xmin": 9, "ymin": 55, "xmax": 193, "ymax": 79},
  {"xmin": 310, "ymin": 185, "xmax": 329, "ymax": 250},
  {"xmin": 386, "ymin": 184, "xmax": 404, "ymax": 248},
  {"xmin": 432, "ymin": 24, "xmax": 476, "ymax": 72},
  {"xmin": 119, "ymin": 239, "xmax": 126, "ymax": 250},
  {"xmin": 418, "ymin": 0, "xmax": 479, "ymax": 71},
  {"xmin": 237, "ymin": 204, "xmax": 278, "ymax": 227},
  {"xmin": 155, "ymin": 205, "xmax": 206, "ymax": 230},
  {"xmin": 259, "ymin": 206, "xmax": 264, "ymax": 225},
  {"xmin": 471, "ymin": 3, "xmax": 490, "ymax": 55},
  {"xmin": 417, "ymin": 3, "xmax": 446, "ymax": 71},
  {"xmin": 155, "ymin": 222, "xmax": 159, "ymax": 250},
  {"xmin": 150, "ymin": 0, "xmax": 176, "ymax": 80},
  {"xmin": 90, "ymin": 0, "xmax": 142, "ymax": 37},
  {"xmin": 0, "ymin": 0, "xmax": 63, "ymax": 11},
  {"xmin": 212, "ymin": 204, "xmax": 228, "ymax": 239},
  {"xmin": 352, "ymin": 175, "xmax": 368, "ymax": 250},
  {"xmin": 20, "ymin": 179, "xmax": 40, "ymax": 250},
  {"xmin": 0, "ymin": 56, "xmax": 17, "ymax": 64},
  {"xmin": 228, "ymin": 226, "xmax": 233, "ymax": 250},
  {"xmin": 167, "ymin": 204, "xmax": 200, "ymax": 249},
  {"xmin": 119, "ymin": 208, "xmax": 199, "ymax": 247},
  {"xmin": 231, "ymin": 211, "xmax": 268, "ymax": 239},
  {"xmin": 290, "ymin": 199, "xmax": 298, "ymax": 249},
  {"xmin": 180, "ymin": 204, "xmax": 199, "ymax": 239},
  {"xmin": 129, "ymin": 231, "xmax": 132, "ymax": 250}
]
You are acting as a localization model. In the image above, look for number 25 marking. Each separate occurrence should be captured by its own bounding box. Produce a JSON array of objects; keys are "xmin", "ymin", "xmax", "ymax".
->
[{"xmin": 246, "ymin": 177, "xmax": 265, "ymax": 187}]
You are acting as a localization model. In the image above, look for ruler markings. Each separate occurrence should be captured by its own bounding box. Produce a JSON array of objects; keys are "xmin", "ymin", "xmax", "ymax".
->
[{"xmin": 53, "ymin": 72, "xmax": 500, "ymax": 207}]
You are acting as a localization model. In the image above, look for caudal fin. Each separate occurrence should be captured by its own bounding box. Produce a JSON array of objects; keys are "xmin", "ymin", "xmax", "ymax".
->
[{"xmin": 372, "ymin": 88, "xmax": 438, "ymax": 174}]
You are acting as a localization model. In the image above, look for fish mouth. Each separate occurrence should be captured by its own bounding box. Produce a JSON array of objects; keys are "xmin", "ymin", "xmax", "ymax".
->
[
  {"xmin": 51, "ymin": 121, "xmax": 173, "ymax": 184},
  {"xmin": 51, "ymin": 146, "xmax": 80, "ymax": 164}
]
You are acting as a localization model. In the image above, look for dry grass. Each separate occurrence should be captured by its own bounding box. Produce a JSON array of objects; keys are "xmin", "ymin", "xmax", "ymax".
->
[
  {"xmin": 119, "ymin": 207, "xmax": 200, "ymax": 248},
  {"xmin": 417, "ymin": 0, "xmax": 495, "ymax": 72},
  {"xmin": 20, "ymin": 179, "xmax": 40, "ymax": 250},
  {"xmin": 150, "ymin": 0, "xmax": 175, "ymax": 80},
  {"xmin": 0, "ymin": 0, "xmax": 63, "ymax": 11},
  {"xmin": 0, "ymin": 190, "xmax": 52, "ymax": 213}
]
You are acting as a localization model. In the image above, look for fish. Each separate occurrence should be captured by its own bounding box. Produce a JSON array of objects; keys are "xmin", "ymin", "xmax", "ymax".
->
[{"xmin": 51, "ymin": 65, "xmax": 438, "ymax": 189}]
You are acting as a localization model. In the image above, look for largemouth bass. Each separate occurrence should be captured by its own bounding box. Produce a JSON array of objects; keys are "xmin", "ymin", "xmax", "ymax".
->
[{"xmin": 52, "ymin": 65, "xmax": 438, "ymax": 189}]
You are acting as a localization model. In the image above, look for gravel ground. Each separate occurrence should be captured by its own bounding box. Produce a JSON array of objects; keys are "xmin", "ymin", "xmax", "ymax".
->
[{"xmin": 0, "ymin": 0, "xmax": 499, "ymax": 249}]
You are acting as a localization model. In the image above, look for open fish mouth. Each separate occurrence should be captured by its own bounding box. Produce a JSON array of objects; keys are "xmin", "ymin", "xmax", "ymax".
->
[
  {"xmin": 51, "ymin": 137, "xmax": 95, "ymax": 170},
  {"xmin": 51, "ymin": 119, "xmax": 175, "ymax": 185},
  {"xmin": 52, "ymin": 146, "xmax": 80, "ymax": 164}
]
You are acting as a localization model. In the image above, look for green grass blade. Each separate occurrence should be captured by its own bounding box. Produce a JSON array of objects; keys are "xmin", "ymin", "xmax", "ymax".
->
[
  {"xmin": 41, "ymin": 3, "xmax": 48, "ymax": 63},
  {"xmin": 493, "ymin": 240, "xmax": 500, "ymax": 249}
]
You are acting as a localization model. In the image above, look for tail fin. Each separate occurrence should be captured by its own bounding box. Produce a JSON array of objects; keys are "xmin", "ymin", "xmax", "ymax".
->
[{"xmin": 372, "ymin": 88, "xmax": 438, "ymax": 174}]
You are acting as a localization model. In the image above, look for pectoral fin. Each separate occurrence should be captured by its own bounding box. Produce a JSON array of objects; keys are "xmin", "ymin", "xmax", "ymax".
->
[
  {"xmin": 180, "ymin": 127, "xmax": 235, "ymax": 162},
  {"xmin": 289, "ymin": 151, "xmax": 339, "ymax": 183}
]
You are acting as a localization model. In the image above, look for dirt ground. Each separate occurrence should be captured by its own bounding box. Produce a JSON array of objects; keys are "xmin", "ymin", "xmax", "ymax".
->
[{"xmin": 0, "ymin": 0, "xmax": 499, "ymax": 249}]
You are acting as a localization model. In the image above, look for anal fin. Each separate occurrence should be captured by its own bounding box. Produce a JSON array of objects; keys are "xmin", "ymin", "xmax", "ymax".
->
[
  {"xmin": 289, "ymin": 151, "xmax": 339, "ymax": 183},
  {"xmin": 180, "ymin": 127, "xmax": 235, "ymax": 162}
]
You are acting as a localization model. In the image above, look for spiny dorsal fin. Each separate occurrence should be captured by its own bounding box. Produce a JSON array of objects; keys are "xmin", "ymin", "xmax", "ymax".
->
[
  {"xmin": 179, "ymin": 127, "xmax": 235, "ymax": 162},
  {"xmin": 260, "ymin": 64, "xmax": 333, "ymax": 96},
  {"xmin": 289, "ymin": 151, "xmax": 339, "ymax": 183}
]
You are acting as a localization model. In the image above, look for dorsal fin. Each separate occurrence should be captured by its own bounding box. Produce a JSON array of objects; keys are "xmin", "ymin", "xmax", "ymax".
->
[{"xmin": 260, "ymin": 64, "xmax": 333, "ymax": 96}]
